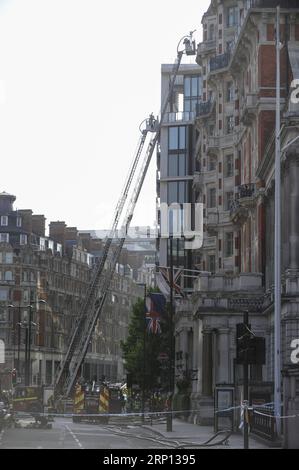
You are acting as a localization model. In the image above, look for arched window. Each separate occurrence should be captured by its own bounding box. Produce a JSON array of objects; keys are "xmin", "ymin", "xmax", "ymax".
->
[{"xmin": 4, "ymin": 271, "xmax": 13, "ymax": 281}]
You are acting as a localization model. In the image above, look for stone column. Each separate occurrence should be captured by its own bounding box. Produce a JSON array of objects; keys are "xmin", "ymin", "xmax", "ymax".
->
[
  {"xmin": 202, "ymin": 329, "xmax": 213, "ymax": 396},
  {"xmin": 217, "ymin": 328, "xmax": 230, "ymax": 384},
  {"xmin": 287, "ymin": 151, "xmax": 299, "ymax": 269}
]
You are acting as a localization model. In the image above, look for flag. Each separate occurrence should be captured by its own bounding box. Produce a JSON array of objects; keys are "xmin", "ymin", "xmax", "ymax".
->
[
  {"xmin": 156, "ymin": 266, "xmax": 184, "ymax": 298},
  {"xmin": 145, "ymin": 293, "xmax": 166, "ymax": 335}
]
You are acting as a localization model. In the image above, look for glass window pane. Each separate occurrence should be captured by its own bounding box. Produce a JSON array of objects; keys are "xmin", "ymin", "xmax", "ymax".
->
[
  {"xmin": 178, "ymin": 154, "xmax": 186, "ymax": 176},
  {"xmin": 169, "ymin": 127, "xmax": 178, "ymax": 150},
  {"xmin": 184, "ymin": 99, "xmax": 191, "ymax": 112},
  {"xmin": 184, "ymin": 77, "xmax": 191, "ymax": 97},
  {"xmin": 192, "ymin": 77, "xmax": 198, "ymax": 96},
  {"xmin": 178, "ymin": 182, "xmax": 186, "ymax": 203},
  {"xmin": 168, "ymin": 182, "xmax": 177, "ymax": 204},
  {"xmin": 179, "ymin": 127, "xmax": 186, "ymax": 149},
  {"xmin": 168, "ymin": 154, "xmax": 178, "ymax": 177}
]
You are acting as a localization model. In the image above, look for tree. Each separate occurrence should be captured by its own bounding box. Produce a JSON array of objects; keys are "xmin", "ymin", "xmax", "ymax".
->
[{"xmin": 121, "ymin": 297, "xmax": 169, "ymax": 392}]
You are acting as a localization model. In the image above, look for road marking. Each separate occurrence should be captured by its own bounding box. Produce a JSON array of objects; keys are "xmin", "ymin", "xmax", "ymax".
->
[
  {"xmin": 65, "ymin": 425, "xmax": 84, "ymax": 449},
  {"xmin": 0, "ymin": 430, "xmax": 4, "ymax": 447}
]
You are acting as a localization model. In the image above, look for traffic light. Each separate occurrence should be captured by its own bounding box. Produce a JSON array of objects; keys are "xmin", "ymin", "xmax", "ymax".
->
[
  {"xmin": 236, "ymin": 324, "xmax": 266, "ymax": 365},
  {"xmin": 236, "ymin": 323, "xmax": 252, "ymax": 364}
]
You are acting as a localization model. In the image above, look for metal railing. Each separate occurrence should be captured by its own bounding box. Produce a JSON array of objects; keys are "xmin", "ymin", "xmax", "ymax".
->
[
  {"xmin": 196, "ymin": 100, "xmax": 214, "ymax": 117},
  {"xmin": 163, "ymin": 111, "xmax": 195, "ymax": 124},
  {"xmin": 210, "ymin": 52, "xmax": 231, "ymax": 72},
  {"xmin": 238, "ymin": 183, "xmax": 256, "ymax": 198},
  {"xmin": 251, "ymin": 406, "xmax": 276, "ymax": 441}
]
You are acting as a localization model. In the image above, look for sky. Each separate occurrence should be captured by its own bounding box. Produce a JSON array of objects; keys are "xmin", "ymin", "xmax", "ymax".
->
[{"xmin": 0, "ymin": 0, "xmax": 210, "ymax": 232}]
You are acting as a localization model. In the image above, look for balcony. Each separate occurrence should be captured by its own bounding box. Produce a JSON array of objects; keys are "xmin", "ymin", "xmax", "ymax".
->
[
  {"xmin": 197, "ymin": 40, "xmax": 216, "ymax": 64},
  {"xmin": 209, "ymin": 52, "xmax": 231, "ymax": 73},
  {"xmin": 240, "ymin": 93, "xmax": 258, "ymax": 126},
  {"xmin": 162, "ymin": 111, "xmax": 195, "ymax": 125},
  {"xmin": 194, "ymin": 272, "xmax": 263, "ymax": 294},
  {"xmin": 196, "ymin": 100, "xmax": 215, "ymax": 118},
  {"xmin": 203, "ymin": 236, "xmax": 216, "ymax": 249}
]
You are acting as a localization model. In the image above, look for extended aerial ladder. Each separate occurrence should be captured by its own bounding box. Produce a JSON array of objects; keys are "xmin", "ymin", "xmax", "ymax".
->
[{"xmin": 54, "ymin": 33, "xmax": 196, "ymax": 399}]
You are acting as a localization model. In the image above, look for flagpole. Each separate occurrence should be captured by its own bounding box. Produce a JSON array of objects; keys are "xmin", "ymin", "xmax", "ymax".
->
[{"xmin": 167, "ymin": 236, "xmax": 174, "ymax": 432}]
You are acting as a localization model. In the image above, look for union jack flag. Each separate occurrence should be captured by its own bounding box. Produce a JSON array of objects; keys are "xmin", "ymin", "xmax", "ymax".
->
[{"xmin": 145, "ymin": 293, "xmax": 166, "ymax": 335}]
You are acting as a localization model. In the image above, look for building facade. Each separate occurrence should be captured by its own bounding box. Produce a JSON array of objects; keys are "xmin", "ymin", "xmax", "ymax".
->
[
  {"xmin": 0, "ymin": 193, "xmax": 143, "ymax": 389},
  {"xmin": 157, "ymin": 1, "xmax": 299, "ymax": 445}
]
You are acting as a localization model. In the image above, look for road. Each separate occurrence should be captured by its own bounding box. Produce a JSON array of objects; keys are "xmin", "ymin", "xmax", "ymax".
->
[{"xmin": 0, "ymin": 418, "xmax": 177, "ymax": 450}]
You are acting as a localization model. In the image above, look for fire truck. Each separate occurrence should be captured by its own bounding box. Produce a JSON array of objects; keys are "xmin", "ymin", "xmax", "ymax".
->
[{"xmin": 72, "ymin": 382, "xmax": 124, "ymax": 423}]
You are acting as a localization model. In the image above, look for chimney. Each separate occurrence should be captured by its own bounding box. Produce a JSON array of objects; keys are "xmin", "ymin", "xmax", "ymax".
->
[
  {"xmin": 32, "ymin": 215, "xmax": 46, "ymax": 237},
  {"xmin": 49, "ymin": 221, "xmax": 67, "ymax": 246},
  {"xmin": 18, "ymin": 210, "xmax": 33, "ymax": 233},
  {"xmin": 65, "ymin": 227, "xmax": 78, "ymax": 242}
]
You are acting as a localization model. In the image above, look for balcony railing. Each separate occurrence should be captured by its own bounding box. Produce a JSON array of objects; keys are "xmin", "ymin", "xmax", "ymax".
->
[
  {"xmin": 237, "ymin": 183, "xmax": 256, "ymax": 199},
  {"xmin": 196, "ymin": 100, "xmax": 214, "ymax": 117},
  {"xmin": 210, "ymin": 52, "xmax": 231, "ymax": 72},
  {"xmin": 163, "ymin": 111, "xmax": 195, "ymax": 124}
]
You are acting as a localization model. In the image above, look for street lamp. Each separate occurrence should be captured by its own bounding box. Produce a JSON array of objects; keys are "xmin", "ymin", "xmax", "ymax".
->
[
  {"xmin": 137, "ymin": 282, "xmax": 147, "ymax": 424},
  {"xmin": 25, "ymin": 300, "xmax": 47, "ymax": 386},
  {"xmin": 8, "ymin": 304, "xmax": 21, "ymax": 373},
  {"xmin": 9, "ymin": 300, "xmax": 47, "ymax": 386}
]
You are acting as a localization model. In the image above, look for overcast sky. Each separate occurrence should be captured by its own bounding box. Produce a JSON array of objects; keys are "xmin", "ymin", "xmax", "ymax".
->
[{"xmin": 0, "ymin": 0, "xmax": 210, "ymax": 232}]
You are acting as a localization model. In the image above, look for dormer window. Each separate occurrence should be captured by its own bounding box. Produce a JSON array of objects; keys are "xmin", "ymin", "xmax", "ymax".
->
[{"xmin": 1, "ymin": 216, "xmax": 8, "ymax": 226}]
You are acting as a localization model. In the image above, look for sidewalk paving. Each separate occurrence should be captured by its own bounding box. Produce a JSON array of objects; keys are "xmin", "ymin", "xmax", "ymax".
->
[{"xmin": 144, "ymin": 419, "xmax": 274, "ymax": 449}]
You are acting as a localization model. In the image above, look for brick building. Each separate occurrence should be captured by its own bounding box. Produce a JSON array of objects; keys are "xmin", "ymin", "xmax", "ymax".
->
[{"xmin": 0, "ymin": 192, "xmax": 143, "ymax": 389}]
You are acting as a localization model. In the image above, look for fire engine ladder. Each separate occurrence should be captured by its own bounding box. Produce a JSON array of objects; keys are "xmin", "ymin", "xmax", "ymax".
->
[{"xmin": 55, "ymin": 49, "xmax": 184, "ymax": 398}]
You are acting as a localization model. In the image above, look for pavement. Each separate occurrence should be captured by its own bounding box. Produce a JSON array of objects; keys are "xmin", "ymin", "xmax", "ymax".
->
[
  {"xmin": 0, "ymin": 416, "xmax": 275, "ymax": 449},
  {"xmin": 143, "ymin": 418, "xmax": 274, "ymax": 449}
]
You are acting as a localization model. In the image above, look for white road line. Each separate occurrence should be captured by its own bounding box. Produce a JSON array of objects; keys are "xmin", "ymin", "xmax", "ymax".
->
[
  {"xmin": 0, "ymin": 430, "xmax": 4, "ymax": 447},
  {"xmin": 65, "ymin": 425, "xmax": 84, "ymax": 449}
]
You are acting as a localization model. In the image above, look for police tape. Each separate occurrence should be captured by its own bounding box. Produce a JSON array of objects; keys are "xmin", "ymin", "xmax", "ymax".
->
[{"xmin": 13, "ymin": 403, "xmax": 275, "ymax": 420}]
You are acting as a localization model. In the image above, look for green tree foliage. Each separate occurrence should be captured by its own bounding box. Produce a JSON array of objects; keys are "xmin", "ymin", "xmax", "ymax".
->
[{"xmin": 121, "ymin": 297, "xmax": 169, "ymax": 391}]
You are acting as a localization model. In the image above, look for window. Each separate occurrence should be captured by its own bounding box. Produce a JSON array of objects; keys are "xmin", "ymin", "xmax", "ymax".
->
[
  {"xmin": 4, "ymin": 271, "xmax": 13, "ymax": 281},
  {"xmin": 20, "ymin": 234, "xmax": 28, "ymax": 245},
  {"xmin": 208, "ymin": 188, "xmax": 216, "ymax": 208},
  {"xmin": 168, "ymin": 126, "xmax": 186, "ymax": 150},
  {"xmin": 0, "ymin": 288, "xmax": 8, "ymax": 301},
  {"xmin": 168, "ymin": 153, "xmax": 187, "ymax": 177},
  {"xmin": 225, "ymin": 192, "xmax": 234, "ymax": 211},
  {"xmin": 227, "ymin": 116, "xmax": 234, "ymax": 134},
  {"xmin": 0, "ymin": 233, "xmax": 9, "ymax": 243},
  {"xmin": 208, "ymin": 156, "xmax": 217, "ymax": 171},
  {"xmin": 225, "ymin": 232, "xmax": 234, "ymax": 257},
  {"xmin": 225, "ymin": 154, "xmax": 234, "ymax": 177},
  {"xmin": 208, "ymin": 255, "xmax": 216, "ymax": 274},
  {"xmin": 168, "ymin": 182, "xmax": 186, "ymax": 204},
  {"xmin": 16, "ymin": 216, "xmax": 22, "ymax": 228},
  {"xmin": 184, "ymin": 75, "xmax": 202, "ymax": 112},
  {"xmin": 208, "ymin": 24, "xmax": 215, "ymax": 41},
  {"xmin": 1, "ymin": 252, "xmax": 13, "ymax": 264},
  {"xmin": 226, "ymin": 81, "xmax": 234, "ymax": 102},
  {"xmin": 227, "ymin": 6, "xmax": 238, "ymax": 27},
  {"xmin": 1, "ymin": 216, "xmax": 8, "ymax": 226}
]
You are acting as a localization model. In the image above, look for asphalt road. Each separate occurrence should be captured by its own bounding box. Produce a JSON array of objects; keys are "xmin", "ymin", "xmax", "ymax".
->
[{"xmin": 0, "ymin": 419, "xmax": 175, "ymax": 450}]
